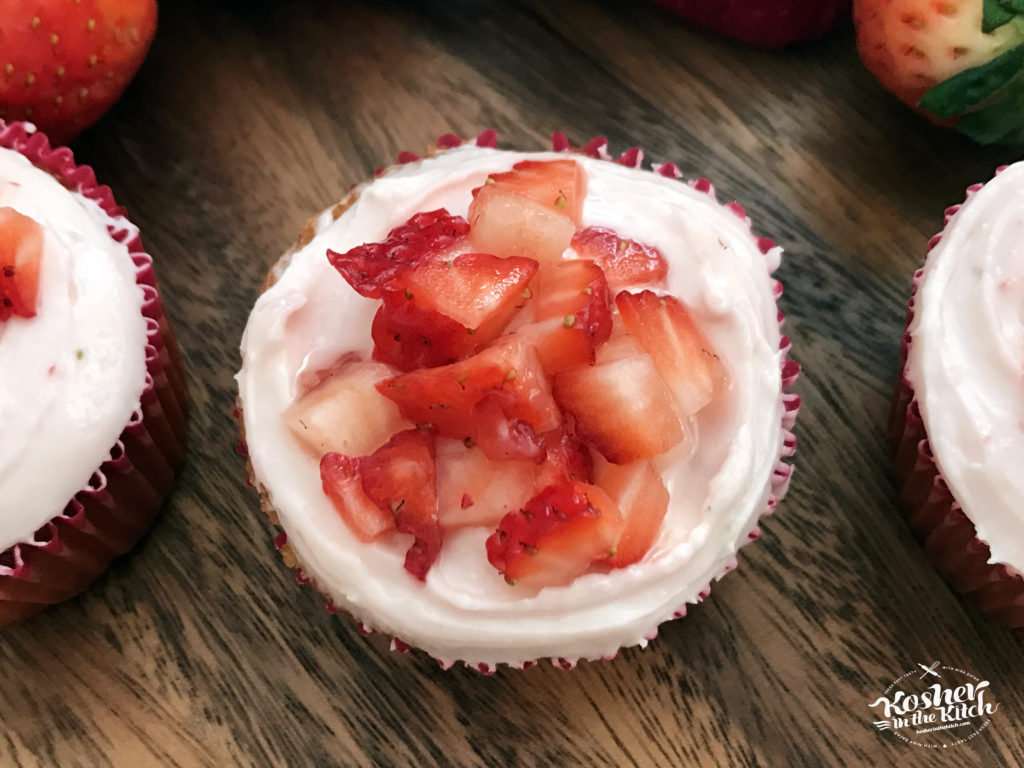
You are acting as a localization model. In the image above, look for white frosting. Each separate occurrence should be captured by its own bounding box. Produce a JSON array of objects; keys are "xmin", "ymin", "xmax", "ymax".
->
[
  {"xmin": 237, "ymin": 146, "xmax": 785, "ymax": 665},
  {"xmin": 0, "ymin": 147, "xmax": 148, "ymax": 551},
  {"xmin": 907, "ymin": 161, "xmax": 1024, "ymax": 572}
]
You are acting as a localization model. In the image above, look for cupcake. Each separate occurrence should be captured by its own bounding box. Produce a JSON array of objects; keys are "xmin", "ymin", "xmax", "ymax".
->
[
  {"xmin": 892, "ymin": 161, "xmax": 1024, "ymax": 629},
  {"xmin": 0, "ymin": 120, "xmax": 187, "ymax": 627},
  {"xmin": 236, "ymin": 131, "xmax": 799, "ymax": 670}
]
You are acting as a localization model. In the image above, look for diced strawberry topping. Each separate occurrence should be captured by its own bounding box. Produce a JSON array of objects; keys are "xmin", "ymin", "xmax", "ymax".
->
[
  {"xmin": 571, "ymin": 226, "xmax": 668, "ymax": 290},
  {"xmin": 371, "ymin": 292, "xmax": 472, "ymax": 370},
  {"xmin": 536, "ymin": 429, "xmax": 594, "ymax": 487},
  {"xmin": 615, "ymin": 290, "xmax": 727, "ymax": 417},
  {"xmin": 595, "ymin": 460, "xmax": 669, "ymax": 567},
  {"xmin": 327, "ymin": 209, "xmax": 470, "ymax": 298},
  {"xmin": 377, "ymin": 337, "xmax": 560, "ymax": 459},
  {"xmin": 0, "ymin": 207, "xmax": 44, "ymax": 321},
  {"xmin": 479, "ymin": 160, "xmax": 586, "ymax": 223},
  {"xmin": 295, "ymin": 159, "xmax": 732, "ymax": 585},
  {"xmin": 285, "ymin": 360, "xmax": 411, "ymax": 457},
  {"xmin": 436, "ymin": 438, "xmax": 539, "ymax": 528},
  {"xmin": 516, "ymin": 318, "xmax": 595, "ymax": 375},
  {"xmin": 320, "ymin": 453, "xmax": 395, "ymax": 542},
  {"xmin": 372, "ymin": 252, "xmax": 539, "ymax": 371},
  {"xmin": 486, "ymin": 480, "xmax": 624, "ymax": 589},
  {"xmin": 552, "ymin": 334, "xmax": 685, "ymax": 463},
  {"xmin": 471, "ymin": 389, "xmax": 546, "ymax": 461},
  {"xmin": 533, "ymin": 259, "xmax": 612, "ymax": 348},
  {"xmin": 468, "ymin": 160, "xmax": 586, "ymax": 265},
  {"xmin": 357, "ymin": 428, "xmax": 442, "ymax": 580},
  {"xmin": 393, "ymin": 253, "xmax": 537, "ymax": 339}
]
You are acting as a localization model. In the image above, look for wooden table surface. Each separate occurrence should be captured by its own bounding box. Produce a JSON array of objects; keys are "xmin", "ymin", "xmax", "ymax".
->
[{"xmin": 4, "ymin": 0, "xmax": 1023, "ymax": 765}]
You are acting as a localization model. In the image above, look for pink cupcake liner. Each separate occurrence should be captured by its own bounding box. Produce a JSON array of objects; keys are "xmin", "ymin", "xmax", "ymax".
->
[
  {"xmin": 240, "ymin": 130, "xmax": 800, "ymax": 670},
  {"xmin": 0, "ymin": 120, "xmax": 187, "ymax": 627},
  {"xmin": 890, "ymin": 169, "xmax": 1024, "ymax": 631}
]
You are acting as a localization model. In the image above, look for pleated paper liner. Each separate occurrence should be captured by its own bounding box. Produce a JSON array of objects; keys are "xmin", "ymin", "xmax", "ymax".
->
[
  {"xmin": 0, "ymin": 120, "xmax": 187, "ymax": 627},
  {"xmin": 237, "ymin": 131, "xmax": 800, "ymax": 670},
  {"xmin": 890, "ymin": 169, "xmax": 1024, "ymax": 631}
]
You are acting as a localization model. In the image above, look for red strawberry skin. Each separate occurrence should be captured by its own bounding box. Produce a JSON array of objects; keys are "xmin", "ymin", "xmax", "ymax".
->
[
  {"xmin": 328, "ymin": 209, "xmax": 470, "ymax": 299},
  {"xmin": 652, "ymin": 0, "xmax": 850, "ymax": 47},
  {"xmin": 0, "ymin": 0, "xmax": 158, "ymax": 144},
  {"xmin": 485, "ymin": 481, "xmax": 624, "ymax": 589},
  {"xmin": 0, "ymin": 207, "xmax": 44, "ymax": 320}
]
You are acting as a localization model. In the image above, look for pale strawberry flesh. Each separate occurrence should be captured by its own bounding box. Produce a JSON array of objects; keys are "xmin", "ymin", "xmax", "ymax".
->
[
  {"xmin": 327, "ymin": 209, "xmax": 470, "ymax": 298},
  {"xmin": 468, "ymin": 159, "xmax": 586, "ymax": 265},
  {"xmin": 320, "ymin": 453, "xmax": 395, "ymax": 542},
  {"xmin": 552, "ymin": 335, "xmax": 685, "ymax": 464},
  {"xmin": 0, "ymin": 207, "xmax": 44, "ymax": 321},
  {"xmin": 615, "ymin": 290, "xmax": 726, "ymax": 417},
  {"xmin": 468, "ymin": 190, "xmax": 576, "ymax": 265},
  {"xmin": 436, "ymin": 438, "xmax": 539, "ymax": 528},
  {"xmin": 516, "ymin": 318, "xmax": 595, "ymax": 375},
  {"xmin": 533, "ymin": 259, "xmax": 613, "ymax": 349},
  {"xmin": 571, "ymin": 226, "xmax": 668, "ymax": 290},
  {"xmin": 596, "ymin": 460, "xmax": 670, "ymax": 567},
  {"xmin": 285, "ymin": 360, "xmax": 410, "ymax": 458}
]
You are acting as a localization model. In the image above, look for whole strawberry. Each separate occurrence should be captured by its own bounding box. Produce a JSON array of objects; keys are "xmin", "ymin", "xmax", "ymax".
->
[
  {"xmin": 854, "ymin": 0, "xmax": 1024, "ymax": 144},
  {"xmin": 0, "ymin": 0, "xmax": 157, "ymax": 144},
  {"xmin": 651, "ymin": 0, "xmax": 851, "ymax": 48}
]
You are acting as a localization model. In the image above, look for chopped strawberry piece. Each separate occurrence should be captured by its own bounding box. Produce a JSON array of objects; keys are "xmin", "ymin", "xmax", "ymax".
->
[
  {"xmin": 436, "ymin": 438, "xmax": 539, "ymax": 528},
  {"xmin": 327, "ymin": 209, "xmax": 470, "ymax": 298},
  {"xmin": 533, "ymin": 260, "xmax": 612, "ymax": 348},
  {"xmin": 372, "ymin": 252, "xmax": 539, "ymax": 370},
  {"xmin": 285, "ymin": 360, "xmax": 411, "ymax": 457},
  {"xmin": 394, "ymin": 252, "xmax": 537, "ymax": 337},
  {"xmin": 552, "ymin": 334, "xmax": 685, "ymax": 463},
  {"xmin": 376, "ymin": 337, "xmax": 560, "ymax": 457},
  {"xmin": 486, "ymin": 480, "xmax": 624, "ymax": 589},
  {"xmin": 595, "ymin": 460, "xmax": 669, "ymax": 567},
  {"xmin": 571, "ymin": 226, "xmax": 668, "ymax": 290},
  {"xmin": 615, "ymin": 290, "xmax": 727, "ymax": 417},
  {"xmin": 471, "ymin": 389, "xmax": 546, "ymax": 461},
  {"xmin": 371, "ymin": 291, "xmax": 472, "ymax": 371},
  {"xmin": 481, "ymin": 160, "xmax": 586, "ymax": 223},
  {"xmin": 0, "ymin": 207, "xmax": 44, "ymax": 321},
  {"xmin": 516, "ymin": 318, "xmax": 595, "ymax": 375},
  {"xmin": 358, "ymin": 429, "xmax": 442, "ymax": 579},
  {"xmin": 320, "ymin": 453, "xmax": 395, "ymax": 542},
  {"xmin": 468, "ymin": 160, "xmax": 586, "ymax": 265},
  {"xmin": 536, "ymin": 429, "xmax": 594, "ymax": 487}
]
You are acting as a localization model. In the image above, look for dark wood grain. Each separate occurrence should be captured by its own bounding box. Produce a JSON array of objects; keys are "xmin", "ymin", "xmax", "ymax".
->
[{"xmin": 2, "ymin": 0, "xmax": 1022, "ymax": 765}]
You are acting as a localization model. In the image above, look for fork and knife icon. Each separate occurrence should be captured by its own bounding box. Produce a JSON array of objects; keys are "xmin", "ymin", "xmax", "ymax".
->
[{"xmin": 918, "ymin": 660, "xmax": 941, "ymax": 679}]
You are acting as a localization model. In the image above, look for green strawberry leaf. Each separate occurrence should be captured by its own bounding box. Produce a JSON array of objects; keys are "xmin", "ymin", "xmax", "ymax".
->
[
  {"xmin": 919, "ymin": 42, "xmax": 1024, "ymax": 117},
  {"xmin": 955, "ymin": 70, "xmax": 1024, "ymax": 144},
  {"xmin": 998, "ymin": 0, "xmax": 1024, "ymax": 14},
  {"xmin": 984, "ymin": 0, "xmax": 1016, "ymax": 31}
]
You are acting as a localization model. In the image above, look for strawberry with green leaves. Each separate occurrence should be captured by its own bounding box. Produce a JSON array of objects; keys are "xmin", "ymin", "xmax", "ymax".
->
[{"xmin": 854, "ymin": 0, "xmax": 1024, "ymax": 143}]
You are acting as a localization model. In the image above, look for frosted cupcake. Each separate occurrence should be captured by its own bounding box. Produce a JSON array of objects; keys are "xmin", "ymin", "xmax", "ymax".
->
[
  {"xmin": 892, "ymin": 161, "xmax": 1024, "ymax": 629},
  {"xmin": 0, "ymin": 120, "xmax": 187, "ymax": 627},
  {"xmin": 237, "ymin": 131, "xmax": 799, "ymax": 670}
]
